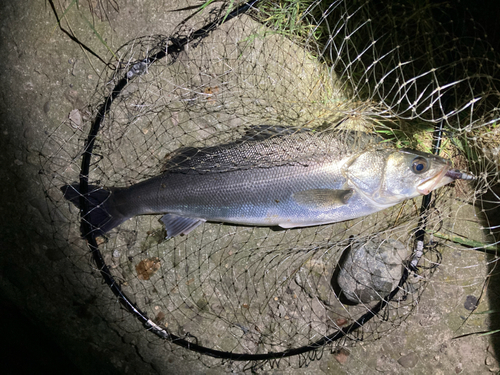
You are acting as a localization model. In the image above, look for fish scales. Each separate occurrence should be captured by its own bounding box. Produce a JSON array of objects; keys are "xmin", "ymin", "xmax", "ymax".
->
[{"xmin": 111, "ymin": 129, "xmax": 380, "ymax": 228}]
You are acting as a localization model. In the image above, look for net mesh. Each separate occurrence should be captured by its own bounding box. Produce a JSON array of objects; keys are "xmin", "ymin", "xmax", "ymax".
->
[{"xmin": 39, "ymin": 0, "xmax": 499, "ymax": 371}]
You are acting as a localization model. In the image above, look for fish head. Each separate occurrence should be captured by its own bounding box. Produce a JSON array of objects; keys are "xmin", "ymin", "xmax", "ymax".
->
[
  {"xmin": 346, "ymin": 148, "xmax": 454, "ymax": 206},
  {"xmin": 383, "ymin": 149, "xmax": 454, "ymax": 197}
]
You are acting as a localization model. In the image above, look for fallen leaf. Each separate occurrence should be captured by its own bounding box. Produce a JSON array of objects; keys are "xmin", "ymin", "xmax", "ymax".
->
[{"xmin": 135, "ymin": 257, "xmax": 161, "ymax": 280}]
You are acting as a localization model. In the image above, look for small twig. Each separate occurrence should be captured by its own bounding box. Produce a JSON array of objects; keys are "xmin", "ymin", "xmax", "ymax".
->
[{"xmin": 48, "ymin": 0, "xmax": 109, "ymax": 67}]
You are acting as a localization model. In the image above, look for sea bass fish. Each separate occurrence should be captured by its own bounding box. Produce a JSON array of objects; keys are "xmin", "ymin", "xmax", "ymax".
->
[{"xmin": 62, "ymin": 126, "xmax": 469, "ymax": 239}]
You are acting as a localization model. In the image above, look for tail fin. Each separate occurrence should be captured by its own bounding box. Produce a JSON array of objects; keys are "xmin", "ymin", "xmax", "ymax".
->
[{"xmin": 61, "ymin": 184, "xmax": 128, "ymax": 237}]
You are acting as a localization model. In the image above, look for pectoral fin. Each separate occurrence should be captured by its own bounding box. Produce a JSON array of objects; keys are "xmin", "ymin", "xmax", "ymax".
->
[
  {"xmin": 293, "ymin": 189, "xmax": 354, "ymax": 209},
  {"xmin": 160, "ymin": 214, "xmax": 205, "ymax": 239}
]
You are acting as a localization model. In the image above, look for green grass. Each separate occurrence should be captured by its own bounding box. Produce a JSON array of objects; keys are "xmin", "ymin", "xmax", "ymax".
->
[{"xmin": 429, "ymin": 230, "xmax": 499, "ymax": 255}]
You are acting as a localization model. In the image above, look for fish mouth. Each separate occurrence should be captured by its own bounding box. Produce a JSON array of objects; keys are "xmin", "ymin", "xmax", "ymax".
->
[{"xmin": 416, "ymin": 162, "xmax": 454, "ymax": 195}]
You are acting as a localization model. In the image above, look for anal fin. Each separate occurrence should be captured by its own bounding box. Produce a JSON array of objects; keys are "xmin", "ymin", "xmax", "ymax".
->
[{"xmin": 160, "ymin": 214, "xmax": 205, "ymax": 239}]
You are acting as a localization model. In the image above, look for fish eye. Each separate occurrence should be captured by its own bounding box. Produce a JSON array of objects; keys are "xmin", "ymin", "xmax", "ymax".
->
[{"xmin": 411, "ymin": 156, "xmax": 429, "ymax": 174}]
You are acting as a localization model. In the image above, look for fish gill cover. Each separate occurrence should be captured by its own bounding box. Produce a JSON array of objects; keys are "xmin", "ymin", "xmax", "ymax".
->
[{"xmin": 40, "ymin": 0, "xmax": 499, "ymax": 372}]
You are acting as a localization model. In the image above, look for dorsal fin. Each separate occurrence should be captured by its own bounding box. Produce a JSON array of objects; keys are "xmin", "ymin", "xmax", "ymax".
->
[
  {"xmin": 162, "ymin": 125, "xmax": 317, "ymax": 173},
  {"xmin": 161, "ymin": 125, "xmax": 385, "ymax": 174},
  {"xmin": 242, "ymin": 125, "xmax": 310, "ymax": 141}
]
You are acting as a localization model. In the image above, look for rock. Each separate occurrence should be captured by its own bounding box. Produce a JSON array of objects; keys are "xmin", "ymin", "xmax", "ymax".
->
[
  {"xmin": 397, "ymin": 352, "xmax": 419, "ymax": 368},
  {"xmin": 334, "ymin": 236, "xmax": 408, "ymax": 304},
  {"xmin": 333, "ymin": 348, "xmax": 350, "ymax": 365},
  {"xmin": 68, "ymin": 109, "xmax": 82, "ymax": 128},
  {"xmin": 464, "ymin": 295, "xmax": 478, "ymax": 311},
  {"xmin": 43, "ymin": 100, "xmax": 50, "ymax": 114}
]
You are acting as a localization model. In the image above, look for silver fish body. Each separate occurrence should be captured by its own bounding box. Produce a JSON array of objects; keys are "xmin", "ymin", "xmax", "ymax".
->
[{"xmin": 62, "ymin": 126, "xmax": 457, "ymax": 238}]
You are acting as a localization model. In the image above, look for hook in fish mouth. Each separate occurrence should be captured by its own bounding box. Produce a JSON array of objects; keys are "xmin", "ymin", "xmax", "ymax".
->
[
  {"xmin": 445, "ymin": 169, "xmax": 476, "ymax": 180},
  {"xmin": 417, "ymin": 167, "xmax": 475, "ymax": 195}
]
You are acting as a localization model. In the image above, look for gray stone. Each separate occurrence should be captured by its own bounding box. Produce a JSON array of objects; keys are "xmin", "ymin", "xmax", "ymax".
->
[
  {"xmin": 464, "ymin": 295, "xmax": 479, "ymax": 311},
  {"xmin": 335, "ymin": 236, "xmax": 408, "ymax": 304},
  {"xmin": 397, "ymin": 352, "xmax": 419, "ymax": 368}
]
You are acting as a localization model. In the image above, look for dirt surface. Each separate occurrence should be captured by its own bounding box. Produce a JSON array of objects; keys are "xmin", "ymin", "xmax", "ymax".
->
[{"xmin": 0, "ymin": 1, "xmax": 499, "ymax": 374}]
